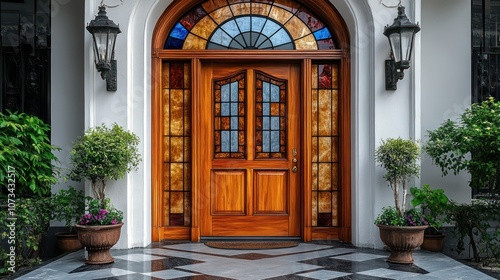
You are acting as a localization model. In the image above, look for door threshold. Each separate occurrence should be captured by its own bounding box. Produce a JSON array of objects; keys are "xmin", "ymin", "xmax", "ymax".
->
[{"xmin": 200, "ymin": 236, "xmax": 302, "ymax": 242}]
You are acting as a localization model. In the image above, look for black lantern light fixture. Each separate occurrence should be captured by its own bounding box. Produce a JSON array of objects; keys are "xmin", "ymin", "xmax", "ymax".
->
[
  {"xmin": 384, "ymin": 5, "xmax": 420, "ymax": 91},
  {"xmin": 87, "ymin": 5, "xmax": 121, "ymax": 91}
]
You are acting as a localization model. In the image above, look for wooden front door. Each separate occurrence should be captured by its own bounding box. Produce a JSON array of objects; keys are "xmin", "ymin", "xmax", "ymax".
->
[{"xmin": 199, "ymin": 62, "xmax": 301, "ymax": 237}]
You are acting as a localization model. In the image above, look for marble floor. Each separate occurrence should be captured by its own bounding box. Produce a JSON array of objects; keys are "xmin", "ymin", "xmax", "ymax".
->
[{"xmin": 13, "ymin": 242, "xmax": 498, "ymax": 280}]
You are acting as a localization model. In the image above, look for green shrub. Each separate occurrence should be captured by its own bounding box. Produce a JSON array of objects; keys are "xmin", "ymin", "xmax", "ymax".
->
[
  {"xmin": 448, "ymin": 200, "xmax": 500, "ymax": 262},
  {"xmin": 0, "ymin": 112, "xmax": 60, "ymax": 196},
  {"xmin": 375, "ymin": 138, "xmax": 420, "ymax": 218},
  {"xmin": 0, "ymin": 197, "xmax": 52, "ymax": 275},
  {"xmin": 425, "ymin": 97, "xmax": 500, "ymax": 196}
]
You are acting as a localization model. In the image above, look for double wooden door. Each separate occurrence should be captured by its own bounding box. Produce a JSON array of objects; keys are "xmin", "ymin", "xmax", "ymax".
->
[{"xmin": 199, "ymin": 62, "xmax": 301, "ymax": 237}]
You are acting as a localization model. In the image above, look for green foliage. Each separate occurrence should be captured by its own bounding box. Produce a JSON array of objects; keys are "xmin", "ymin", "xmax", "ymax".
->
[
  {"xmin": 0, "ymin": 112, "xmax": 60, "ymax": 196},
  {"xmin": 375, "ymin": 138, "xmax": 421, "ymax": 216},
  {"xmin": 51, "ymin": 186, "xmax": 87, "ymax": 232},
  {"xmin": 410, "ymin": 184, "xmax": 450, "ymax": 228},
  {"xmin": 375, "ymin": 207, "xmax": 427, "ymax": 226},
  {"xmin": 69, "ymin": 123, "xmax": 141, "ymax": 203},
  {"xmin": 448, "ymin": 200, "xmax": 500, "ymax": 262},
  {"xmin": 0, "ymin": 197, "xmax": 52, "ymax": 275},
  {"xmin": 424, "ymin": 97, "xmax": 500, "ymax": 196}
]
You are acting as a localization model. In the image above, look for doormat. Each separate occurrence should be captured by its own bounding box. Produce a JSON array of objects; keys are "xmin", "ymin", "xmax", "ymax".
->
[{"xmin": 204, "ymin": 241, "xmax": 299, "ymax": 250}]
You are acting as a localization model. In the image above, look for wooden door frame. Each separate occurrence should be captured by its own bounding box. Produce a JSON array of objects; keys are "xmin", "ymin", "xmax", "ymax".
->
[{"xmin": 151, "ymin": 0, "xmax": 351, "ymax": 243}]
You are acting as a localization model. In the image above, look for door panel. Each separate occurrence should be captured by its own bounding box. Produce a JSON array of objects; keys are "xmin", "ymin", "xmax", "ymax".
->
[
  {"xmin": 254, "ymin": 170, "xmax": 288, "ymax": 214},
  {"xmin": 201, "ymin": 62, "xmax": 301, "ymax": 237}
]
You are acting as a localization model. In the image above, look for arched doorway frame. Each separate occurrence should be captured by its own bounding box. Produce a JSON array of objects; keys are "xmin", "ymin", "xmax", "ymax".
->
[{"xmin": 151, "ymin": 0, "xmax": 351, "ymax": 242}]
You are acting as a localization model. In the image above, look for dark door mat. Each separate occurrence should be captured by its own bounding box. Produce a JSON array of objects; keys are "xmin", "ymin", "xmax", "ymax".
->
[{"xmin": 204, "ymin": 241, "xmax": 299, "ymax": 250}]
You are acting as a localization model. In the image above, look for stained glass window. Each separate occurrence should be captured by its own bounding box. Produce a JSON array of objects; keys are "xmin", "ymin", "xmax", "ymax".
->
[
  {"xmin": 164, "ymin": 0, "xmax": 336, "ymax": 50},
  {"xmin": 214, "ymin": 73, "xmax": 246, "ymax": 159},
  {"xmin": 255, "ymin": 72, "xmax": 286, "ymax": 159},
  {"xmin": 311, "ymin": 63, "xmax": 340, "ymax": 227},
  {"xmin": 162, "ymin": 62, "xmax": 192, "ymax": 227}
]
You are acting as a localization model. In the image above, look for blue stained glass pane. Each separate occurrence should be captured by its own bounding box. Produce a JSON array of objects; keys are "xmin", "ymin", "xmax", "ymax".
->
[
  {"xmin": 231, "ymin": 117, "xmax": 238, "ymax": 130},
  {"xmin": 221, "ymin": 84, "xmax": 230, "ymax": 101},
  {"xmin": 271, "ymin": 84, "xmax": 280, "ymax": 102},
  {"xmin": 263, "ymin": 82, "xmax": 270, "ymax": 102},
  {"xmin": 274, "ymin": 42, "xmax": 295, "ymax": 50},
  {"xmin": 261, "ymin": 21, "xmax": 280, "ymax": 37},
  {"xmin": 231, "ymin": 103, "xmax": 238, "ymax": 116},
  {"xmin": 231, "ymin": 131, "xmax": 238, "ymax": 152},
  {"xmin": 263, "ymin": 117, "xmax": 270, "ymax": 130},
  {"xmin": 221, "ymin": 20, "xmax": 241, "ymax": 37},
  {"xmin": 263, "ymin": 131, "xmax": 270, "ymax": 152},
  {"xmin": 222, "ymin": 131, "xmax": 230, "ymax": 152},
  {"xmin": 165, "ymin": 37, "xmax": 184, "ymax": 49},
  {"xmin": 263, "ymin": 103, "xmax": 270, "ymax": 115},
  {"xmin": 255, "ymin": 35, "xmax": 271, "ymax": 48},
  {"xmin": 236, "ymin": 16, "xmax": 251, "ymax": 33},
  {"xmin": 210, "ymin": 28, "xmax": 233, "ymax": 47},
  {"xmin": 271, "ymin": 117, "xmax": 280, "ymax": 130},
  {"xmin": 171, "ymin": 22, "xmax": 189, "ymax": 40},
  {"xmin": 258, "ymin": 39, "xmax": 273, "ymax": 49},
  {"xmin": 313, "ymin": 27, "xmax": 331, "ymax": 40},
  {"xmin": 230, "ymin": 39, "xmax": 245, "ymax": 49},
  {"xmin": 271, "ymin": 131, "xmax": 279, "ymax": 152},
  {"xmin": 251, "ymin": 17, "xmax": 266, "ymax": 33},
  {"xmin": 270, "ymin": 28, "xmax": 292, "ymax": 46},
  {"xmin": 231, "ymin": 82, "xmax": 238, "ymax": 101},
  {"xmin": 221, "ymin": 103, "xmax": 230, "ymax": 116}
]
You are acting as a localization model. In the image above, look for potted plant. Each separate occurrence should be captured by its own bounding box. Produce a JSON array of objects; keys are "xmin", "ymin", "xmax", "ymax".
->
[
  {"xmin": 69, "ymin": 123, "xmax": 141, "ymax": 264},
  {"xmin": 51, "ymin": 186, "xmax": 87, "ymax": 252},
  {"xmin": 374, "ymin": 137, "xmax": 428, "ymax": 264},
  {"xmin": 410, "ymin": 184, "xmax": 450, "ymax": 252}
]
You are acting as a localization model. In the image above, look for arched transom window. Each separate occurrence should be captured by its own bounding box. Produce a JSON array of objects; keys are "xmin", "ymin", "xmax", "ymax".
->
[{"xmin": 165, "ymin": 0, "xmax": 337, "ymax": 50}]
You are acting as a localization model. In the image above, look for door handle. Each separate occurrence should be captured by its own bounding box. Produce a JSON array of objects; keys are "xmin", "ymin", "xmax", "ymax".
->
[{"xmin": 292, "ymin": 166, "xmax": 298, "ymax": 173}]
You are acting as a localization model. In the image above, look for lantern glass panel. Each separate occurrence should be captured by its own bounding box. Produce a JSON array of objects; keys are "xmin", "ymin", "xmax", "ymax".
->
[
  {"xmin": 401, "ymin": 29, "xmax": 415, "ymax": 62},
  {"xmin": 389, "ymin": 33, "xmax": 401, "ymax": 63}
]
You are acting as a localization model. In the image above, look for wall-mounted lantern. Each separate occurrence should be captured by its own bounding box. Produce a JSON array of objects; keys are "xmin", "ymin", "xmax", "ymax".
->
[
  {"xmin": 384, "ymin": 5, "xmax": 420, "ymax": 91},
  {"xmin": 87, "ymin": 6, "xmax": 121, "ymax": 92}
]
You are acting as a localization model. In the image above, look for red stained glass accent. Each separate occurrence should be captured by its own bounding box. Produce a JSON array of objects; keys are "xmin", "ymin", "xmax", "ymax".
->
[
  {"xmin": 296, "ymin": 6, "xmax": 325, "ymax": 32},
  {"xmin": 170, "ymin": 213, "xmax": 184, "ymax": 226},
  {"xmin": 318, "ymin": 65, "xmax": 332, "ymax": 89},
  {"xmin": 180, "ymin": 6, "xmax": 207, "ymax": 30},
  {"xmin": 317, "ymin": 39, "xmax": 336, "ymax": 50},
  {"xmin": 318, "ymin": 213, "xmax": 333, "ymax": 227},
  {"xmin": 170, "ymin": 63, "xmax": 185, "ymax": 89}
]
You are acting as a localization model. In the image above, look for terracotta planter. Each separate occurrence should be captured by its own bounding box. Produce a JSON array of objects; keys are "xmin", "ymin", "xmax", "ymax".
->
[
  {"xmin": 76, "ymin": 223, "xmax": 123, "ymax": 264},
  {"xmin": 377, "ymin": 224, "xmax": 428, "ymax": 264},
  {"xmin": 421, "ymin": 233, "xmax": 445, "ymax": 252},
  {"xmin": 55, "ymin": 232, "xmax": 83, "ymax": 252}
]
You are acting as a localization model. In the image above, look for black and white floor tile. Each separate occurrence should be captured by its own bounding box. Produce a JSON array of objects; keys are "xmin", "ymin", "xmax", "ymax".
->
[{"xmin": 14, "ymin": 242, "xmax": 497, "ymax": 280}]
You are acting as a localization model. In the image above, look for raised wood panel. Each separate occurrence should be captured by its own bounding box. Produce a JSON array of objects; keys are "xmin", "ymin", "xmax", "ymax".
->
[
  {"xmin": 212, "ymin": 216, "xmax": 289, "ymax": 236},
  {"xmin": 211, "ymin": 170, "xmax": 246, "ymax": 215},
  {"xmin": 312, "ymin": 227, "xmax": 340, "ymax": 240},
  {"xmin": 161, "ymin": 227, "xmax": 191, "ymax": 240},
  {"xmin": 254, "ymin": 170, "xmax": 288, "ymax": 215}
]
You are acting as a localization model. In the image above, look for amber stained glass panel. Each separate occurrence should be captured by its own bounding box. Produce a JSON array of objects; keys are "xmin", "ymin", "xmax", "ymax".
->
[
  {"xmin": 312, "ymin": 62, "xmax": 340, "ymax": 227},
  {"xmin": 162, "ymin": 62, "xmax": 192, "ymax": 227}
]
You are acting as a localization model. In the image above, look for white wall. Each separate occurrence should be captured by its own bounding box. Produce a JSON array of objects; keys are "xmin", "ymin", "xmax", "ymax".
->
[
  {"xmin": 421, "ymin": 0, "xmax": 471, "ymax": 203},
  {"xmin": 50, "ymin": 0, "xmax": 85, "ymax": 196}
]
